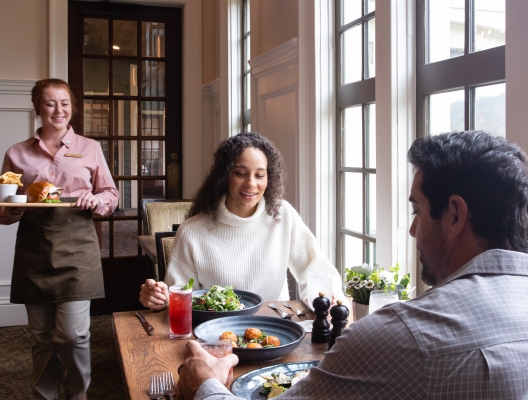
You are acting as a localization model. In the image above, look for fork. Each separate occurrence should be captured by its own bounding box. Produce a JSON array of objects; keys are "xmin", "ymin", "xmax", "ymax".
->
[
  {"xmin": 149, "ymin": 375, "xmax": 163, "ymax": 400},
  {"xmin": 268, "ymin": 303, "xmax": 294, "ymax": 319},
  {"xmin": 282, "ymin": 303, "xmax": 310, "ymax": 318},
  {"xmin": 163, "ymin": 371, "xmax": 176, "ymax": 400}
]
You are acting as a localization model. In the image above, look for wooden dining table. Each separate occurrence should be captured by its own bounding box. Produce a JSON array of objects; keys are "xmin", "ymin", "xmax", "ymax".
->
[{"xmin": 112, "ymin": 300, "xmax": 329, "ymax": 399}]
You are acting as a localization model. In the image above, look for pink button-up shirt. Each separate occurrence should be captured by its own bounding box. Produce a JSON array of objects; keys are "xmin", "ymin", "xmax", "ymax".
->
[{"xmin": 1, "ymin": 126, "xmax": 118, "ymax": 224}]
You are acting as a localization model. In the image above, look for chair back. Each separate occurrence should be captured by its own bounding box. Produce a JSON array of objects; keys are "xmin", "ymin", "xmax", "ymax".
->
[
  {"xmin": 144, "ymin": 201, "xmax": 192, "ymax": 235},
  {"xmin": 154, "ymin": 225, "xmax": 179, "ymax": 282}
]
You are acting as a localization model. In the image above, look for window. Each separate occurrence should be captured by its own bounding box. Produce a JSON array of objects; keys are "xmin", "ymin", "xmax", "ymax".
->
[
  {"xmin": 417, "ymin": 0, "xmax": 505, "ymax": 137},
  {"xmin": 242, "ymin": 0, "xmax": 251, "ymax": 130},
  {"xmin": 336, "ymin": 0, "xmax": 376, "ymax": 273}
]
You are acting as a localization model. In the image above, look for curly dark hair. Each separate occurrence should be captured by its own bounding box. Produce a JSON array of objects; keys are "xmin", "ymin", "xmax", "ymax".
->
[
  {"xmin": 188, "ymin": 132, "xmax": 286, "ymax": 220},
  {"xmin": 407, "ymin": 130, "xmax": 528, "ymax": 252}
]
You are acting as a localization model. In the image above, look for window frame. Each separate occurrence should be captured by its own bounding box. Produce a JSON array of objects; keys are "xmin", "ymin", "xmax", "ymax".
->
[
  {"xmin": 416, "ymin": 0, "xmax": 505, "ymax": 137},
  {"xmin": 242, "ymin": 0, "xmax": 251, "ymax": 129},
  {"xmin": 336, "ymin": 0, "xmax": 377, "ymax": 273}
]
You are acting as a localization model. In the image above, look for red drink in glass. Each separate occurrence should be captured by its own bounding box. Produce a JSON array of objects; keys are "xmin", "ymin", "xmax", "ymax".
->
[{"xmin": 169, "ymin": 285, "xmax": 192, "ymax": 339}]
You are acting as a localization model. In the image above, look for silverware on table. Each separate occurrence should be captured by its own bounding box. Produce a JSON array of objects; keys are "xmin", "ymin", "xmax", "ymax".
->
[
  {"xmin": 149, "ymin": 375, "xmax": 163, "ymax": 400},
  {"xmin": 162, "ymin": 371, "xmax": 176, "ymax": 400},
  {"xmin": 268, "ymin": 303, "xmax": 294, "ymax": 319},
  {"xmin": 282, "ymin": 303, "xmax": 310, "ymax": 318},
  {"xmin": 135, "ymin": 312, "xmax": 155, "ymax": 335}
]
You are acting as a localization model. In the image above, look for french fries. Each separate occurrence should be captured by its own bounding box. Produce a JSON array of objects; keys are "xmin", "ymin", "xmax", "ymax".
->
[{"xmin": 0, "ymin": 171, "xmax": 23, "ymax": 187}]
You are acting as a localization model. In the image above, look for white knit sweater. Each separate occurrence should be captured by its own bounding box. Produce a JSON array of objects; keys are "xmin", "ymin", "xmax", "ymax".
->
[{"xmin": 164, "ymin": 197, "xmax": 343, "ymax": 302}]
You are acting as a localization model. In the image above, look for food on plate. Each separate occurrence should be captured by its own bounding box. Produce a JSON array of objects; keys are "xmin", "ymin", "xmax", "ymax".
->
[
  {"xmin": 244, "ymin": 328, "xmax": 262, "ymax": 340},
  {"xmin": 0, "ymin": 171, "xmax": 23, "ymax": 186},
  {"xmin": 262, "ymin": 335, "xmax": 281, "ymax": 347},
  {"xmin": 192, "ymin": 285, "xmax": 244, "ymax": 311},
  {"xmin": 24, "ymin": 181, "xmax": 63, "ymax": 203},
  {"xmin": 260, "ymin": 370, "xmax": 311, "ymax": 398},
  {"xmin": 219, "ymin": 328, "xmax": 281, "ymax": 349},
  {"xmin": 219, "ymin": 331, "xmax": 238, "ymax": 347}
]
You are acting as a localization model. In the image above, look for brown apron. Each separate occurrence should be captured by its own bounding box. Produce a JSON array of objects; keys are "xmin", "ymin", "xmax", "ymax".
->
[{"xmin": 10, "ymin": 198, "xmax": 105, "ymax": 304}]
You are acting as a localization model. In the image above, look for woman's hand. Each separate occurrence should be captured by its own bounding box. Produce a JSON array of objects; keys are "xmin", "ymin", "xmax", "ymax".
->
[
  {"xmin": 139, "ymin": 279, "xmax": 169, "ymax": 310},
  {"xmin": 76, "ymin": 190, "xmax": 100, "ymax": 211}
]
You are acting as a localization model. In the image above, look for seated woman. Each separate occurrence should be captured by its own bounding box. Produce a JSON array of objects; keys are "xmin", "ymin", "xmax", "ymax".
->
[{"xmin": 139, "ymin": 132, "xmax": 343, "ymax": 309}]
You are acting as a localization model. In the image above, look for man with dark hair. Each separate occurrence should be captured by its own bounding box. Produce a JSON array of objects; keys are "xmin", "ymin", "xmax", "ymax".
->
[{"xmin": 178, "ymin": 131, "xmax": 528, "ymax": 399}]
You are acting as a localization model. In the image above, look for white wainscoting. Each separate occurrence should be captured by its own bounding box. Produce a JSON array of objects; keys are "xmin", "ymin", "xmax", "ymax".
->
[{"xmin": 0, "ymin": 79, "xmax": 36, "ymax": 326}]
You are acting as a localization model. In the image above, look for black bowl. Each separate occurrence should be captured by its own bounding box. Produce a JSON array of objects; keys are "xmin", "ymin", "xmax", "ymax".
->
[
  {"xmin": 193, "ymin": 315, "xmax": 306, "ymax": 364},
  {"xmin": 191, "ymin": 289, "xmax": 263, "ymax": 326}
]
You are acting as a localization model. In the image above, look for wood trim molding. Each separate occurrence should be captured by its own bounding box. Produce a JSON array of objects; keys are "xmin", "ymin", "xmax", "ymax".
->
[
  {"xmin": 0, "ymin": 79, "xmax": 35, "ymax": 95},
  {"xmin": 297, "ymin": 1, "xmax": 336, "ymax": 262},
  {"xmin": 250, "ymin": 39, "xmax": 299, "ymax": 80},
  {"xmin": 209, "ymin": 78, "xmax": 221, "ymax": 99},
  {"xmin": 49, "ymin": 0, "xmax": 68, "ymax": 80}
]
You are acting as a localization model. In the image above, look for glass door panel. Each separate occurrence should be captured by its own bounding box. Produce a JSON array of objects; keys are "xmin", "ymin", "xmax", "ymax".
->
[
  {"xmin": 83, "ymin": 18, "xmax": 109, "ymax": 55},
  {"xmin": 113, "ymin": 20, "xmax": 138, "ymax": 56},
  {"xmin": 142, "ymin": 22, "xmax": 165, "ymax": 57},
  {"xmin": 141, "ymin": 61, "xmax": 165, "ymax": 97},
  {"xmin": 84, "ymin": 59, "xmax": 109, "ymax": 95}
]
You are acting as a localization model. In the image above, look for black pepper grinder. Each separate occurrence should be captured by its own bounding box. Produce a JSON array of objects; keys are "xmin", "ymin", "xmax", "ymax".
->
[
  {"xmin": 329, "ymin": 299, "xmax": 349, "ymax": 350},
  {"xmin": 311, "ymin": 292, "xmax": 331, "ymax": 343}
]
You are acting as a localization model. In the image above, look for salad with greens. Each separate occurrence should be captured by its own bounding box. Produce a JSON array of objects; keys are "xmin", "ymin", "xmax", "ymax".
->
[{"xmin": 192, "ymin": 285, "xmax": 244, "ymax": 311}]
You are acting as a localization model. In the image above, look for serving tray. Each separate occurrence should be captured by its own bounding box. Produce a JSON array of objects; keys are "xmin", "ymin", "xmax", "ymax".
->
[{"xmin": 0, "ymin": 202, "xmax": 76, "ymax": 208}]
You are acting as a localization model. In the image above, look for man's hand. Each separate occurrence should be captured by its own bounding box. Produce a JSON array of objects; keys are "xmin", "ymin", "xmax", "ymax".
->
[
  {"xmin": 139, "ymin": 279, "xmax": 169, "ymax": 310},
  {"xmin": 177, "ymin": 340, "xmax": 239, "ymax": 399}
]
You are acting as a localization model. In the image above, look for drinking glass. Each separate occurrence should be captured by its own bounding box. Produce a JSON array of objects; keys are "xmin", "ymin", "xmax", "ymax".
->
[
  {"xmin": 306, "ymin": 269, "xmax": 333, "ymax": 310},
  {"xmin": 368, "ymin": 290, "xmax": 398, "ymax": 315},
  {"xmin": 200, "ymin": 339, "xmax": 233, "ymax": 387},
  {"xmin": 169, "ymin": 285, "xmax": 192, "ymax": 339}
]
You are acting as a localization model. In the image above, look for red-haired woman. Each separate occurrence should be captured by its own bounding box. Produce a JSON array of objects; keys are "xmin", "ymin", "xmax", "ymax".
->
[{"xmin": 0, "ymin": 79, "xmax": 118, "ymax": 399}]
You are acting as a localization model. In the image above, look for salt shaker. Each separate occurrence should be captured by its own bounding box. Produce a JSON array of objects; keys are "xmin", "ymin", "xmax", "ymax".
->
[
  {"xmin": 311, "ymin": 292, "xmax": 331, "ymax": 343},
  {"xmin": 329, "ymin": 299, "xmax": 349, "ymax": 349}
]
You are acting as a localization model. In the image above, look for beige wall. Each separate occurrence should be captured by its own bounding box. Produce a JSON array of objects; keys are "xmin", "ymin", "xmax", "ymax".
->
[
  {"xmin": 202, "ymin": 0, "xmax": 220, "ymax": 84},
  {"xmin": 257, "ymin": 0, "xmax": 298, "ymax": 56},
  {"xmin": 0, "ymin": 0, "xmax": 49, "ymax": 80}
]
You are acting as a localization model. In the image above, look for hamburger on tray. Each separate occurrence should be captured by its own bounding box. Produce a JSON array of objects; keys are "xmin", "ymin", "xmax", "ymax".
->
[{"xmin": 25, "ymin": 182, "xmax": 63, "ymax": 203}]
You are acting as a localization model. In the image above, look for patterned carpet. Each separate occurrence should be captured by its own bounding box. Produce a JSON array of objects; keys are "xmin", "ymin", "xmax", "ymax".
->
[{"xmin": 0, "ymin": 315, "xmax": 125, "ymax": 399}]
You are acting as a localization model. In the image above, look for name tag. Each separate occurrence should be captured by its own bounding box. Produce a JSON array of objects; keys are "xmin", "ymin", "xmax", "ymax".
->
[{"xmin": 65, "ymin": 153, "xmax": 82, "ymax": 158}]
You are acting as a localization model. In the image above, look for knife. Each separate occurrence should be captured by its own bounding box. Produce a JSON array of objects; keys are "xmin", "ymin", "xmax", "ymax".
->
[{"xmin": 135, "ymin": 312, "xmax": 155, "ymax": 335}]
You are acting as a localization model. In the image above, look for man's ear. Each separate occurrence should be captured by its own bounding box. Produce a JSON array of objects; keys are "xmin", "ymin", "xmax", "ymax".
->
[{"xmin": 446, "ymin": 195, "xmax": 469, "ymax": 239}]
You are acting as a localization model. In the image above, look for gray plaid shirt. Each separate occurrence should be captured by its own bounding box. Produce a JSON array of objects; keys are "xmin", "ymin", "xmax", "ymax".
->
[{"xmin": 196, "ymin": 249, "xmax": 528, "ymax": 399}]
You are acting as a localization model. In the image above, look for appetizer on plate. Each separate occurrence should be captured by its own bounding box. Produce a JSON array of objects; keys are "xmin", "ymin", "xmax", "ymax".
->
[
  {"xmin": 260, "ymin": 369, "xmax": 311, "ymax": 398},
  {"xmin": 192, "ymin": 285, "xmax": 244, "ymax": 311},
  {"xmin": 219, "ymin": 328, "xmax": 281, "ymax": 349}
]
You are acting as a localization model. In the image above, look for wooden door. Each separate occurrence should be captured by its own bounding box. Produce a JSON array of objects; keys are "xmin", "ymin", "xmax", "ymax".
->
[{"xmin": 68, "ymin": 0, "xmax": 182, "ymax": 313}]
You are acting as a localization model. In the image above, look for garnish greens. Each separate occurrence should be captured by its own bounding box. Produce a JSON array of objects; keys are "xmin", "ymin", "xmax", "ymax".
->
[
  {"xmin": 235, "ymin": 331, "xmax": 274, "ymax": 348},
  {"xmin": 192, "ymin": 285, "xmax": 244, "ymax": 311},
  {"xmin": 181, "ymin": 278, "xmax": 194, "ymax": 290},
  {"xmin": 260, "ymin": 370, "xmax": 310, "ymax": 398}
]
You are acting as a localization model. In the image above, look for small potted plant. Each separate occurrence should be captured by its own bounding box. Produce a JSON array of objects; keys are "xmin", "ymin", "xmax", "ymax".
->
[{"xmin": 344, "ymin": 262, "xmax": 415, "ymax": 321}]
